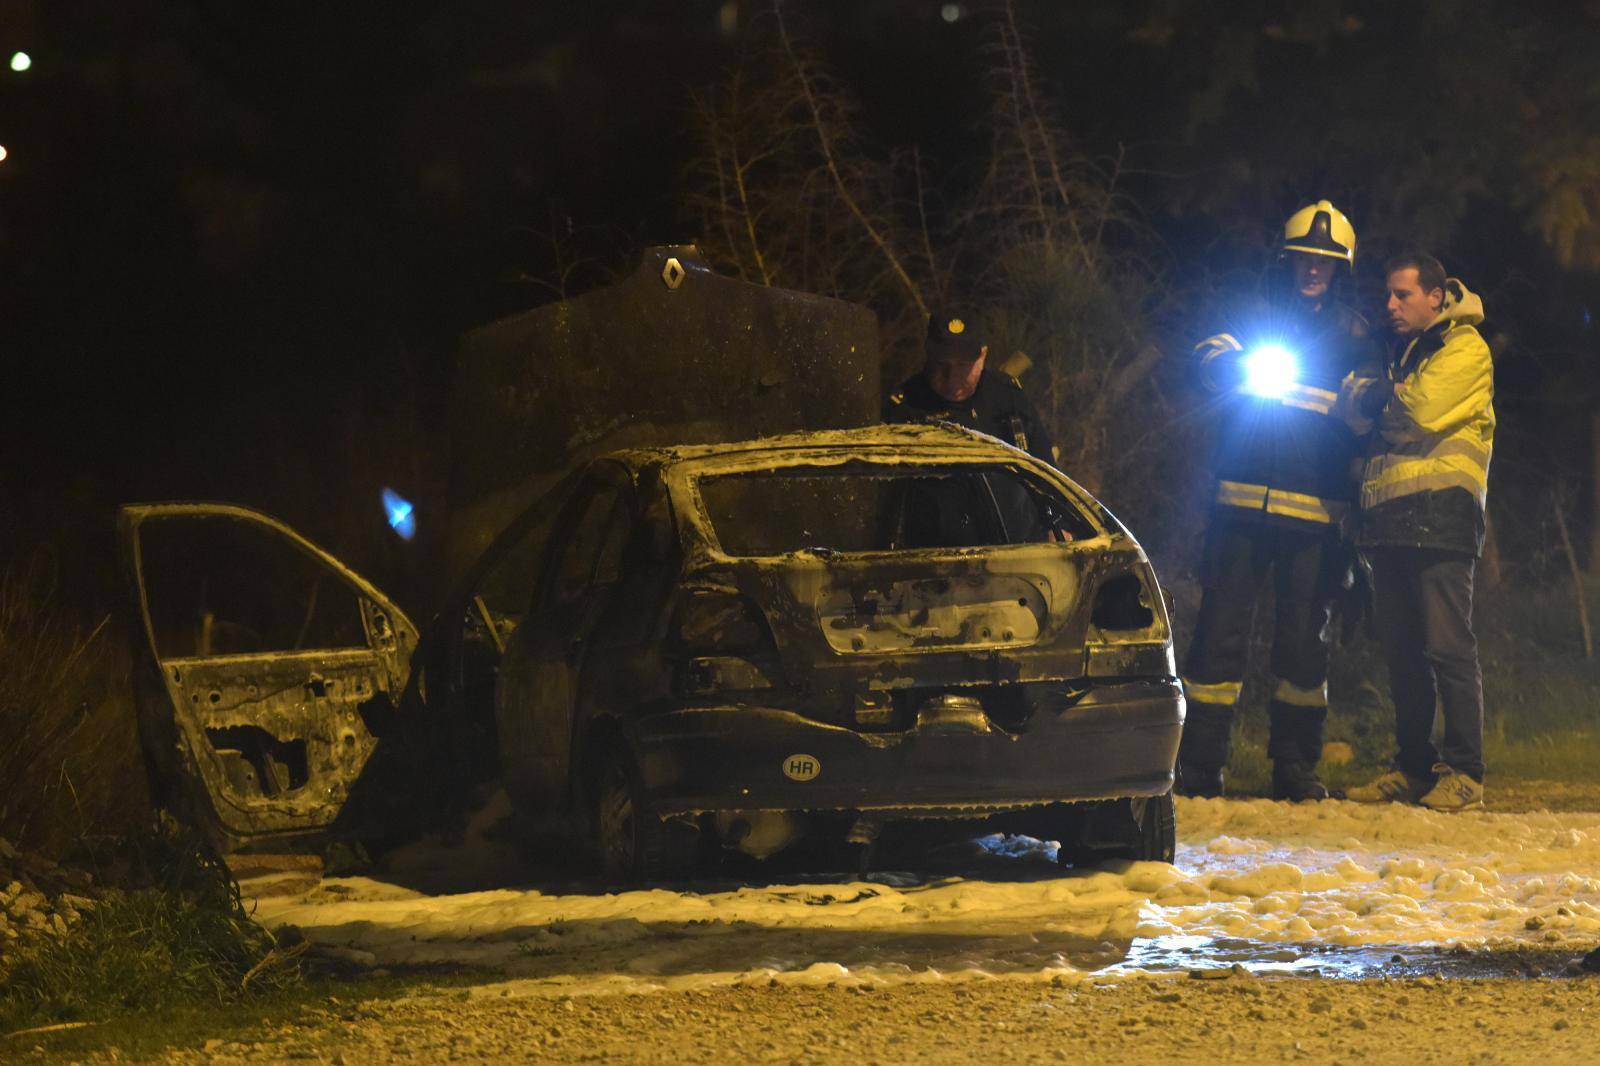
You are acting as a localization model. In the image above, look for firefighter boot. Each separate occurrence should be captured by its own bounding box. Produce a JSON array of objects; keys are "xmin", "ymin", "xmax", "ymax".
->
[
  {"xmin": 1176, "ymin": 701, "xmax": 1232, "ymax": 798},
  {"xmin": 1272, "ymin": 759, "xmax": 1329, "ymax": 802},
  {"xmin": 1269, "ymin": 705, "xmax": 1329, "ymax": 802}
]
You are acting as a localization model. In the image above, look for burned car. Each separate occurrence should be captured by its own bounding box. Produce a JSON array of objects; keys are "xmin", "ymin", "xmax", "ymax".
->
[{"xmin": 119, "ymin": 423, "xmax": 1183, "ymax": 877}]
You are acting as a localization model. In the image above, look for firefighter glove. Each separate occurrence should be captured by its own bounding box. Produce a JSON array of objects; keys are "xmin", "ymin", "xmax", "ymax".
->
[{"xmin": 1356, "ymin": 378, "xmax": 1394, "ymax": 419}]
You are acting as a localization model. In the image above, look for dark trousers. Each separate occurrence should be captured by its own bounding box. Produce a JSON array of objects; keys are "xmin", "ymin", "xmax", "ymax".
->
[
  {"xmin": 1179, "ymin": 518, "xmax": 1344, "ymax": 771},
  {"xmin": 1369, "ymin": 547, "xmax": 1485, "ymax": 782}
]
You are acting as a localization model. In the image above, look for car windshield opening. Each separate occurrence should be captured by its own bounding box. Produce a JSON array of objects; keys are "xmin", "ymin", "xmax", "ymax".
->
[{"xmin": 697, "ymin": 463, "xmax": 1094, "ymax": 557}]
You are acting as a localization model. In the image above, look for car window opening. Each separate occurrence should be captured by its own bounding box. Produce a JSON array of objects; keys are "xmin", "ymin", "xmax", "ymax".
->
[
  {"xmin": 697, "ymin": 464, "xmax": 1094, "ymax": 557},
  {"xmin": 138, "ymin": 516, "xmax": 367, "ymax": 659}
]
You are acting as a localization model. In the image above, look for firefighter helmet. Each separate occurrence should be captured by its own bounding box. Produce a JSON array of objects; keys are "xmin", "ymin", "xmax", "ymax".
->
[{"xmin": 1281, "ymin": 199, "xmax": 1356, "ymax": 265}]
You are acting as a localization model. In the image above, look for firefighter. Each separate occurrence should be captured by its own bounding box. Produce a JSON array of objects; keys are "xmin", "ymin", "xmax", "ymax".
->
[
  {"xmin": 1343, "ymin": 254, "xmax": 1493, "ymax": 811},
  {"xmin": 884, "ymin": 311, "xmax": 1056, "ymax": 468},
  {"xmin": 1177, "ymin": 200, "xmax": 1383, "ymax": 801}
]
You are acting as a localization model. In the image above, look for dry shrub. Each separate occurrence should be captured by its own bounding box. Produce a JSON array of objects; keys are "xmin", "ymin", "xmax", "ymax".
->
[{"xmin": 0, "ymin": 555, "xmax": 148, "ymax": 858}]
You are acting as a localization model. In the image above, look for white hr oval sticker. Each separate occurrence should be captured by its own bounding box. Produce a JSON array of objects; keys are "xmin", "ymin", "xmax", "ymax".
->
[{"xmin": 783, "ymin": 754, "xmax": 821, "ymax": 781}]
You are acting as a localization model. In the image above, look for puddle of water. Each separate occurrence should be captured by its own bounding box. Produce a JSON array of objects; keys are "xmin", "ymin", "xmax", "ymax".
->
[{"xmin": 1113, "ymin": 936, "xmax": 1582, "ymax": 980}]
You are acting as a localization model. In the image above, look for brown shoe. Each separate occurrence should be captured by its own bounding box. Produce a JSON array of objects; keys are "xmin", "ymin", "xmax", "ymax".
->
[
  {"xmin": 1419, "ymin": 765, "xmax": 1483, "ymax": 812},
  {"xmin": 1346, "ymin": 769, "xmax": 1432, "ymax": 805}
]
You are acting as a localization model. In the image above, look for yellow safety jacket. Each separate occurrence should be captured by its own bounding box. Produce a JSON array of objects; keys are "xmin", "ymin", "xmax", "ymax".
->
[{"xmin": 1342, "ymin": 279, "xmax": 1494, "ymax": 555}]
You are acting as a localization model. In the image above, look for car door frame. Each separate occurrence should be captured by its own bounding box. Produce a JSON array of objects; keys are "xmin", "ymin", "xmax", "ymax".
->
[
  {"xmin": 117, "ymin": 502, "xmax": 419, "ymax": 852},
  {"xmin": 493, "ymin": 461, "xmax": 638, "ymax": 822}
]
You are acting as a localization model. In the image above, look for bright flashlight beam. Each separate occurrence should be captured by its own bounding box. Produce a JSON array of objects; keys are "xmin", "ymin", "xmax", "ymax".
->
[
  {"xmin": 1241, "ymin": 343, "xmax": 1299, "ymax": 399},
  {"xmin": 382, "ymin": 488, "xmax": 416, "ymax": 541},
  {"xmin": 10, "ymin": 52, "xmax": 30, "ymax": 72}
]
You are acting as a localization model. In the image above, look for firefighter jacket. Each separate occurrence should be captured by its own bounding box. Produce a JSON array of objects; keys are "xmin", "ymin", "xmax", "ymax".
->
[
  {"xmin": 884, "ymin": 368, "xmax": 1057, "ymax": 468},
  {"xmin": 1195, "ymin": 296, "xmax": 1381, "ymax": 531},
  {"xmin": 1340, "ymin": 279, "xmax": 1494, "ymax": 557}
]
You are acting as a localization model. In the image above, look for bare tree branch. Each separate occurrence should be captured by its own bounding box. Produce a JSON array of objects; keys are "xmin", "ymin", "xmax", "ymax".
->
[{"xmin": 772, "ymin": 0, "xmax": 927, "ymax": 317}]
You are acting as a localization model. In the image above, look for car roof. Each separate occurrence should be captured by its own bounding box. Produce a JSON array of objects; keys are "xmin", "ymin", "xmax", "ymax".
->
[{"xmin": 604, "ymin": 422, "xmax": 1026, "ymax": 472}]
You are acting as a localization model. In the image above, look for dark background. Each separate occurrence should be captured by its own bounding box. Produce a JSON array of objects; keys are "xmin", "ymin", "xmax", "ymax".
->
[{"xmin": 4, "ymin": 0, "xmax": 1599, "ymax": 615}]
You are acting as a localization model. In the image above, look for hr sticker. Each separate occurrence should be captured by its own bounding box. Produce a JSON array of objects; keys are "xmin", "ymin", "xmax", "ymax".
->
[{"xmin": 782, "ymin": 754, "xmax": 821, "ymax": 781}]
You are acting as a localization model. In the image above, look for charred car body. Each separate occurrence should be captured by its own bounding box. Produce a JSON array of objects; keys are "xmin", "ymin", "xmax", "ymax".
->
[
  {"xmin": 119, "ymin": 424, "xmax": 1182, "ymax": 876},
  {"xmin": 118, "ymin": 249, "xmax": 1182, "ymax": 877}
]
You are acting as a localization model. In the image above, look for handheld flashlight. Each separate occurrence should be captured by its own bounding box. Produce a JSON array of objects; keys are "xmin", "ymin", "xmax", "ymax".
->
[{"xmin": 1241, "ymin": 343, "xmax": 1300, "ymax": 400}]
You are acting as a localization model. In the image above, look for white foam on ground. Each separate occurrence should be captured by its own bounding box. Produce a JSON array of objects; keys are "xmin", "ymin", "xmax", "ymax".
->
[{"xmin": 247, "ymin": 796, "xmax": 1600, "ymax": 994}]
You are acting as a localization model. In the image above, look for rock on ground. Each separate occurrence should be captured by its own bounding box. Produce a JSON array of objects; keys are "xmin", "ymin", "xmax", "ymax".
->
[{"xmin": 0, "ymin": 836, "xmax": 98, "ymax": 957}]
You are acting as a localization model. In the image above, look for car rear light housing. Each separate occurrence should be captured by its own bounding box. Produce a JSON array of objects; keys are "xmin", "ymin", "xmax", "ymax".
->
[
  {"xmin": 1084, "ymin": 568, "xmax": 1174, "ymax": 678},
  {"xmin": 1089, "ymin": 573, "xmax": 1155, "ymax": 632},
  {"xmin": 671, "ymin": 585, "xmax": 776, "ymax": 656},
  {"xmin": 671, "ymin": 585, "xmax": 780, "ymax": 697}
]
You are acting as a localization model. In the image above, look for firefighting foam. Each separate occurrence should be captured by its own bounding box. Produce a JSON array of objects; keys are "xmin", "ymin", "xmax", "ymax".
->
[{"xmin": 243, "ymin": 795, "xmax": 1600, "ymax": 992}]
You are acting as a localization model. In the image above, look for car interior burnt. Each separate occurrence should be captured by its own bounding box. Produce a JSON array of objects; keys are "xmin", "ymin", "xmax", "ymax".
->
[
  {"xmin": 206, "ymin": 724, "xmax": 310, "ymax": 795},
  {"xmin": 696, "ymin": 462, "xmax": 1096, "ymax": 557}
]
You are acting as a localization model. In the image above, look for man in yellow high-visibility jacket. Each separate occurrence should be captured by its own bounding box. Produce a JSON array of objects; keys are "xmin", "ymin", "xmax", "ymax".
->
[{"xmin": 1342, "ymin": 253, "xmax": 1494, "ymax": 812}]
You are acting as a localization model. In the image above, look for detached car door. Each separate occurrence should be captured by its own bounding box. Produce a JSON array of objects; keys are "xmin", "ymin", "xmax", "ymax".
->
[{"xmin": 118, "ymin": 503, "xmax": 418, "ymax": 852}]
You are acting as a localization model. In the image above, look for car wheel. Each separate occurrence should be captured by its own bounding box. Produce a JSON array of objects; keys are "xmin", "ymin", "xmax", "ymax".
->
[
  {"xmin": 1056, "ymin": 792, "xmax": 1176, "ymax": 867},
  {"xmin": 593, "ymin": 746, "xmax": 700, "ymax": 882},
  {"xmin": 1126, "ymin": 792, "xmax": 1177, "ymax": 863}
]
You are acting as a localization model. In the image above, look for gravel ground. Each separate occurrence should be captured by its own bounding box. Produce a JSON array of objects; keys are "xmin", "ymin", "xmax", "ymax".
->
[
  {"xmin": 19, "ymin": 785, "xmax": 1600, "ymax": 1063},
  {"xmin": 122, "ymin": 969, "xmax": 1600, "ymax": 1064}
]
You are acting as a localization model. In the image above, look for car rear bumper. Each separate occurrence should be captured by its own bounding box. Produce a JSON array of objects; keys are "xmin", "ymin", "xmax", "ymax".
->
[{"xmin": 630, "ymin": 679, "xmax": 1184, "ymax": 816}]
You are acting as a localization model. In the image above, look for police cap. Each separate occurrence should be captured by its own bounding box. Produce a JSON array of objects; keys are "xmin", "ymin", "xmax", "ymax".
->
[{"xmin": 926, "ymin": 311, "xmax": 985, "ymax": 363}]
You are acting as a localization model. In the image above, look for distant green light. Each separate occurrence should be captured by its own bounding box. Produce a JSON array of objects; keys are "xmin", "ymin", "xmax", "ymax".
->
[{"xmin": 9, "ymin": 52, "xmax": 30, "ymax": 73}]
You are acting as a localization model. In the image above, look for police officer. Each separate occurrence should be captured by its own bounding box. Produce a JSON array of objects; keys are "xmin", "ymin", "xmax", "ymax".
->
[
  {"xmin": 884, "ymin": 311, "xmax": 1056, "ymax": 468},
  {"xmin": 1178, "ymin": 200, "xmax": 1382, "ymax": 801}
]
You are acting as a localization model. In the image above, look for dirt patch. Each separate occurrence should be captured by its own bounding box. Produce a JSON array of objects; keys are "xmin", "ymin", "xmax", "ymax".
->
[{"xmin": 1485, "ymin": 779, "xmax": 1600, "ymax": 813}]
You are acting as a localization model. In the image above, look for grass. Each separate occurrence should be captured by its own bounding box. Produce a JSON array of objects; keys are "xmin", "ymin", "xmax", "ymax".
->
[
  {"xmin": 0, "ymin": 558, "xmax": 147, "ymax": 858},
  {"xmin": 1189, "ymin": 578, "xmax": 1600, "ymax": 796},
  {"xmin": 0, "ymin": 890, "xmax": 289, "ymax": 1033},
  {"xmin": 1225, "ymin": 729, "xmax": 1600, "ymax": 792},
  {"xmin": 0, "ymin": 824, "xmax": 302, "ymax": 1039},
  {"xmin": 3, "ymin": 971, "xmax": 486, "ymax": 1062}
]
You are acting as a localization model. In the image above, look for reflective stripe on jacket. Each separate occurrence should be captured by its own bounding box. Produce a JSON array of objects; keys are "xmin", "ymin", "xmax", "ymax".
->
[
  {"xmin": 1196, "ymin": 297, "xmax": 1380, "ymax": 530},
  {"xmin": 1342, "ymin": 279, "xmax": 1494, "ymax": 554}
]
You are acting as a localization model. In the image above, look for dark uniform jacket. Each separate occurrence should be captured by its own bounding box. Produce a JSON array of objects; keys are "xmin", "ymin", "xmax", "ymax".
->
[
  {"xmin": 884, "ymin": 368, "xmax": 1057, "ymax": 469},
  {"xmin": 1195, "ymin": 296, "xmax": 1381, "ymax": 531}
]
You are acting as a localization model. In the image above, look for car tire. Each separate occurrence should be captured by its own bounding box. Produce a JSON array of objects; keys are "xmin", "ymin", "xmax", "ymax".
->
[
  {"xmin": 1125, "ymin": 792, "xmax": 1177, "ymax": 863},
  {"xmin": 593, "ymin": 746, "xmax": 700, "ymax": 882},
  {"xmin": 1056, "ymin": 792, "xmax": 1176, "ymax": 867}
]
